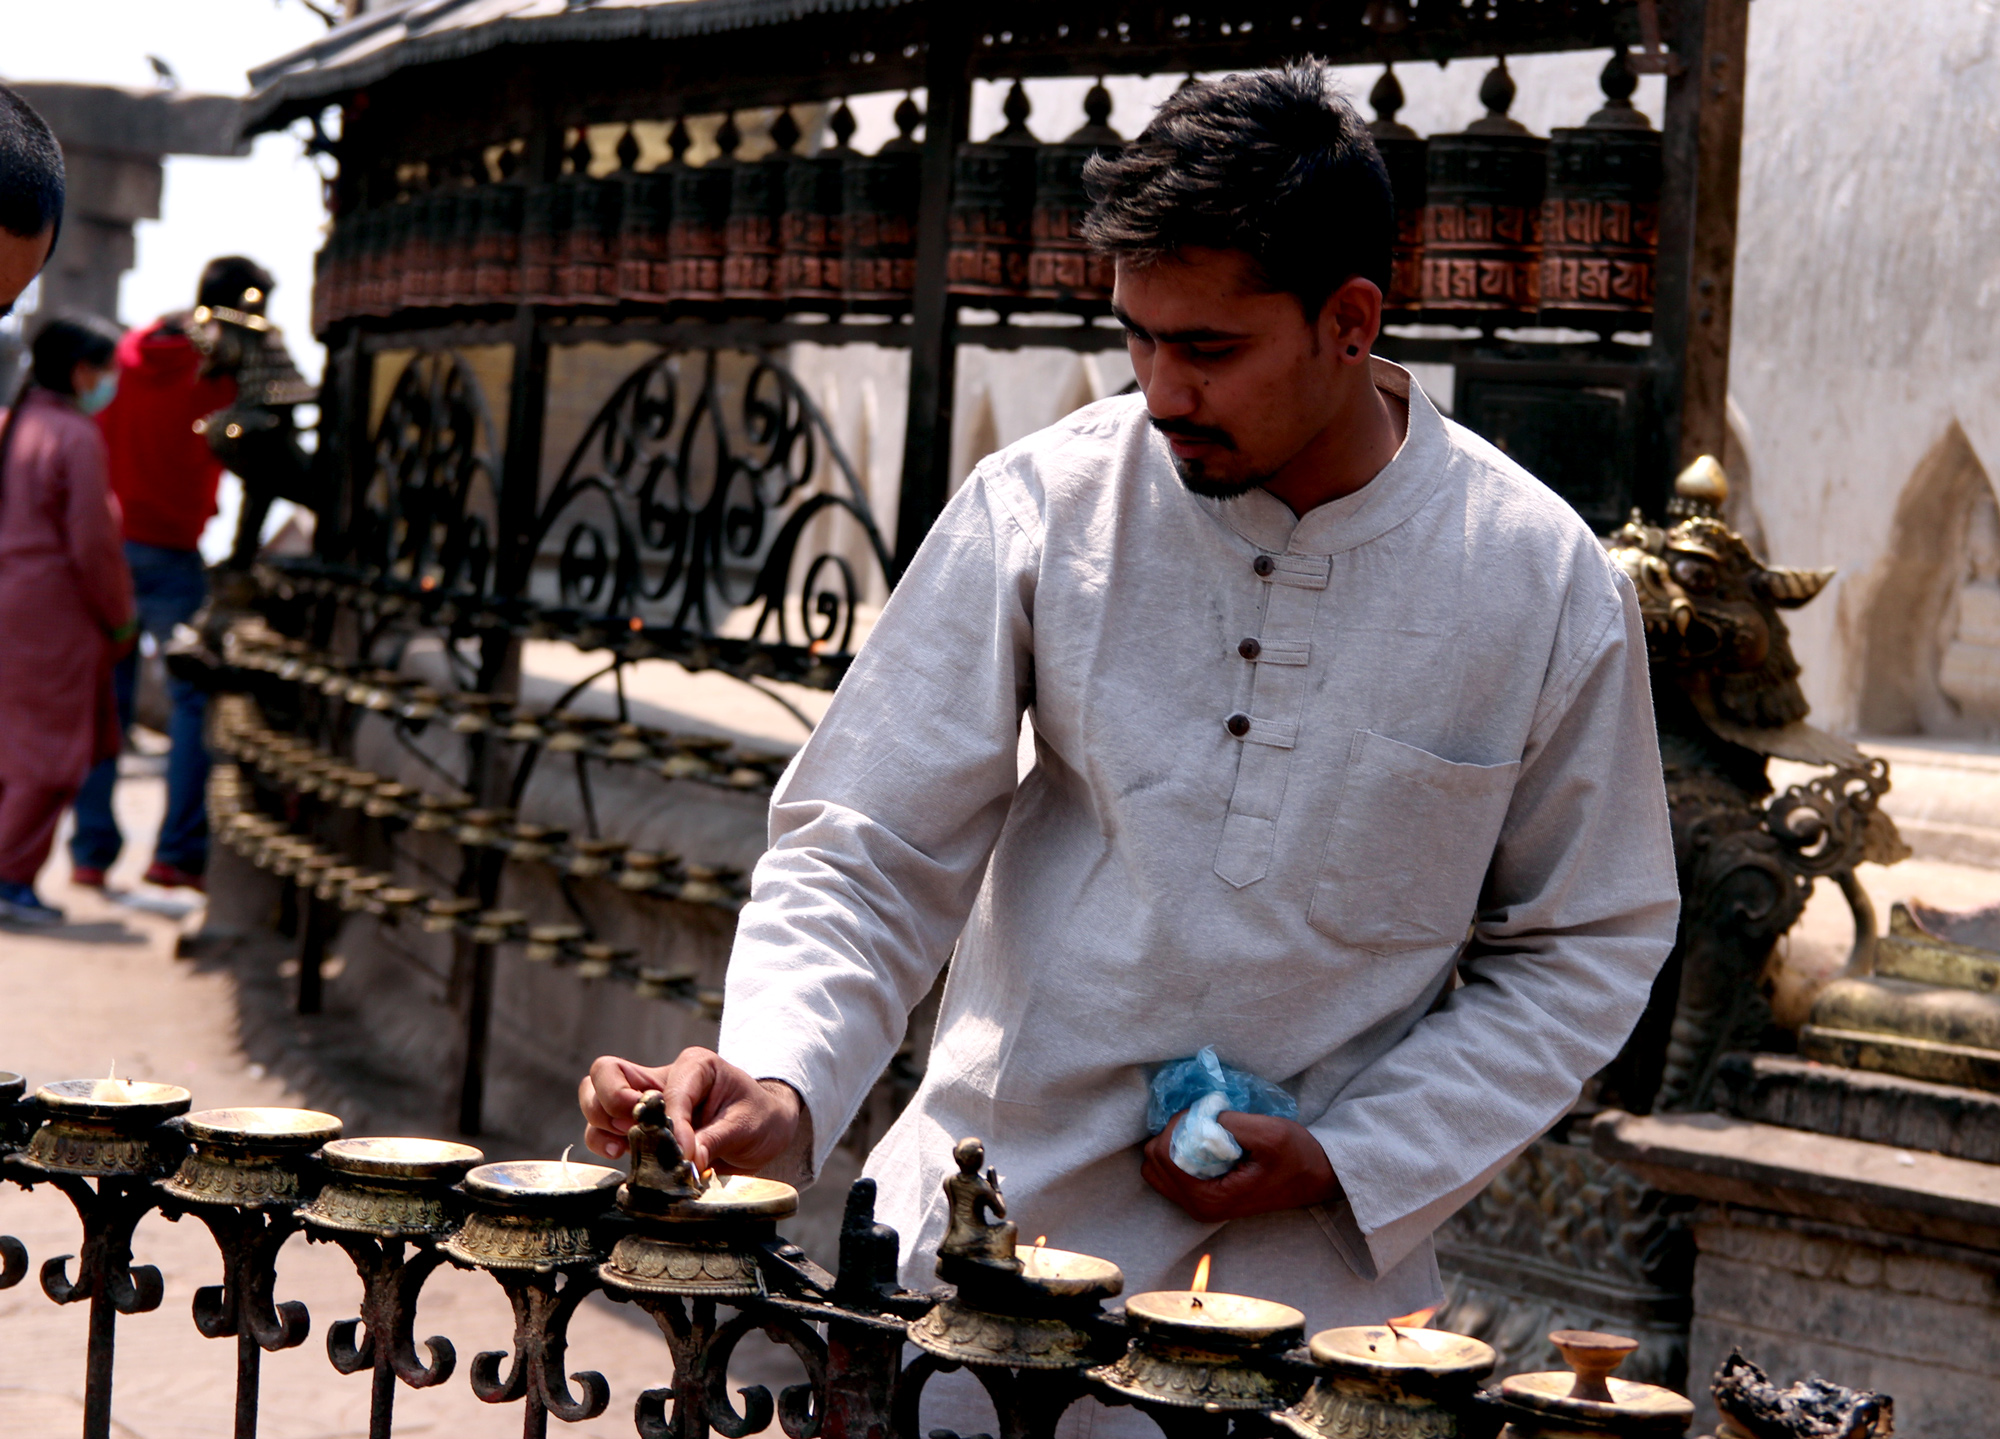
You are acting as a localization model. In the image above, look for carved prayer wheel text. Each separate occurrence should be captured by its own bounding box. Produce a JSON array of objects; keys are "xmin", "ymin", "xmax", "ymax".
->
[
  {"xmin": 668, "ymin": 160, "xmax": 733, "ymax": 304},
  {"xmin": 1027, "ymin": 83, "xmax": 1121, "ymax": 307},
  {"xmin": 1540, "ymin": 54, "xmax": 1662, "ymax": 326},
  {"xmin": 842, "ymin": 97, "xmax": 923, "ymax": 311},
  {"xmin": 724, "ymin": 137, "xmax": 792, "ymax": 305},
  {"xmin": 563, "ymin": 178, "xmax": 625, "ymax": 305},
  {"xmin": 618, "ymin": 169, "xmax": 675, "ymax": 303},
  {"xmin": 522, "ymin": 180, "xmax": 574, "ymax": 305},
  {"xmin": 472, "ymin": 182, "xmax": 523, "ymax": 304},
  {"xmin": 1422, "ymin": 63, "xmax": 1545, "ymax": 320},
  {"xmin": 949, "ymin": 82, "xmax": 1038, "ymax": 303}
]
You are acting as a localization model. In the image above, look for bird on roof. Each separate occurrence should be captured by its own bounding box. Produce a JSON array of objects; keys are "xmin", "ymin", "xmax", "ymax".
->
[{"xmin": 147, "ymin": 56, "xmax": 179, "ymax": 91}]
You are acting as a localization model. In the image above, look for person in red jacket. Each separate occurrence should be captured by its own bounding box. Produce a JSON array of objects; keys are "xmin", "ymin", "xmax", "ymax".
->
[{"xmin": 67, "ymin": 258, "xmax": 255, "ymax": 893}]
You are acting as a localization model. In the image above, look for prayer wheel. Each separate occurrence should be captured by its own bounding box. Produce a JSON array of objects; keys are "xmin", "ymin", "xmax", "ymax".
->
[
  {"xmin": 842, "ymin": 95, "xmax": 923, "ymax": 312},
  {"xmin": 441, "ymin": 182, "xmax": 482, "ymax": 306},
  {"xmin": 948, "ymin": 81, "xmax": 1038, "ymax": 305},
  {"xmin": 562, "ymin": 177, "xmax": 624, "ymax": 305},
  {"xmin": 521, "ymin": 179, "xmax": 573, "ymax": 305},
  {"xmin": 1367, "ymin": 67, "xmax": 1427, "ymax": 318},
  {"xmin": 398, "ymin": 190, "xmax": 438, "ymax": 310},
  {"xmin": 669, "ymin": 119, "xmax": 734, "ymax": 306},
  {"xmin": 310, "ymin": 239, "xmax": 330, "ymax": 334},
  {"xmin": 1539, "ymin": 52, "xmax": 1662, "ymax": 328},
  {"xmin": 471, "ymin": 181, "xmax": 523, "ymax": 303},
  {"xmin": 778, "ymin": 102, "xmax": 853, "ymax": 310},
  {"xmin": 618, "ymin": 167, "xmax": 676, "ymax": 304},
  {"xmin": 1027, "ymin": 82, "xmax": 1121, "ymax": 307},
  {"xmin": 423, "ymin": 189, "xmax": 459, "ymax": 306},
  {"xmin": 723, "ymin": 110, "xmax": 798, "ymax": 305},
  {"xmin": 1422, "ymin": 61, "xmax": 1545, "ymax": 322},
  {"xmin": 374, "ymin": 202, "xmax": 412, "ymax": 317},
  {"xmin": 315, "ymin": 217, "xmax": 350, "ymax": 330}
]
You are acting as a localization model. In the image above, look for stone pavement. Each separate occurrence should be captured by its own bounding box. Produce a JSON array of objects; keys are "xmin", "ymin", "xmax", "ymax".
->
[{"xmin": 0, "ymin": 753, "xmax": 807, "ymax": 1438}]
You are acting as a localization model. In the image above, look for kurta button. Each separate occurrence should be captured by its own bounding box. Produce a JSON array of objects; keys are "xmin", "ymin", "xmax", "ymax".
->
[
  {"xmin": 1225, "ymin": 712, "xmax": 1251, "ymax": 737},
  {"xmin": 1238, "ymin": 637, "xmax": 1261, "ymax": 660},
  {"xmin": 1252, "ymin": 555, "xmax": 1275, "ymax": 577}
]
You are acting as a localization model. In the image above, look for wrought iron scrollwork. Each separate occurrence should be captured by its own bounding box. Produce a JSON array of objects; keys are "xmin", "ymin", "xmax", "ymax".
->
[
  {"xmin": 321, "ymin": 1235, "xmax": 456, "ymax": 1439},
  {"xmin": 352, "ymin": 351, "xmax": 502, "ymax": 602},
  {"xmin": 530, "ymin": 348, "xmax": 892, "ymax": 669},
  {"xmin": 467, "ymin": 1267, "xmax": 611, "ymax": 1430},
  {"xmin": 632, "ymin": 1295, "xmax": 830, "ymax": 1439}
]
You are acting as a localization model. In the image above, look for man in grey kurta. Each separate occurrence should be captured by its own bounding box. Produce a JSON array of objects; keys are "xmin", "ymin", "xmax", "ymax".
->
[{"xmin": 582, "ymin": 65, "xmax": 1677, "ymax": 1339}]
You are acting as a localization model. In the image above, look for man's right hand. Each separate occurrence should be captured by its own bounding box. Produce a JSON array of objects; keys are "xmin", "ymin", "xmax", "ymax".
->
[{"xmin": 578, "ymin": 1048, "xmax": 802, "ymax": 1173}]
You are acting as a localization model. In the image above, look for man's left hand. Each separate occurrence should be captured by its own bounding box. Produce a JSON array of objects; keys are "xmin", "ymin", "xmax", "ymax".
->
[{"xmin": 1141, "ymin": 1110, "xmax": 1344, "ymax": 1223}]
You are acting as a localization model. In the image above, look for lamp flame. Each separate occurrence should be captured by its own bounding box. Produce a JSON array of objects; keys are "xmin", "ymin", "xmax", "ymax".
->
[
  {"xmin": 1035, "ymin": 1236, "xmax": 1047, "ymax": 1248},
  {"xmin": 560, "ymin": 1144, "xmax": 575, "ymax": 1182},
  {"xmin": 1190, "ymin": 1253, "xmax": 1211, "ymax": 1294},
  {"xmin": 1384, "ymin": 1305, "xmax": 1437, "ymax": 1339}
]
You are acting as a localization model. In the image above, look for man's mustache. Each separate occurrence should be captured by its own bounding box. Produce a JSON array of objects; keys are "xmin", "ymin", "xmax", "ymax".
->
[{"xmin": 1148, "ymin": 415, "xmax": 1237, "ymax": 451}]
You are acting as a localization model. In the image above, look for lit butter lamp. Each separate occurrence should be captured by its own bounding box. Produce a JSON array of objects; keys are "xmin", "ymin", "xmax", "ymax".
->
[
  {"xmin": 1278, "ymin": 1309, "xmax": 1498, "ymax": 1439},
  {"xmin": 598, "ymin": 1090, "xmax": 800, "ymax": 1298},
  {"xmin": 1090, "ymin": 1254, "xmax": 1310, "ymax": 1411},
  {"xmin": 909, "ymin": 1136, "xmax": 1124, "ymax": 1368},
  {"xmin": 160, "ymin": 1107, "xmax": 344, "ymax": 1210},
  {"xmin": 441, "ymin": 1152, "xmax": 623, "ymax": 1272},
  {"xmin": 21, "ymin": 1074, "xmax": 193, "ymax": 1178},
  {"xmin": 1498, "ymin": 1330, "xmax": 1694, "ymax": 1437}
]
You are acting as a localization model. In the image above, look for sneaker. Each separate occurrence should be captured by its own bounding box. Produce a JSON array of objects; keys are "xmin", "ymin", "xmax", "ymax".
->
[
  {"xmin": 144, "ymin": 861, "xmax": 206, "ymax": 893},
  {"xmin": 70, "ymin": 865, "xmax": 109, "ymax": 889},
  {"xmin": 0, "ymin": 880, "xmax": 63, "ymax": 925}
]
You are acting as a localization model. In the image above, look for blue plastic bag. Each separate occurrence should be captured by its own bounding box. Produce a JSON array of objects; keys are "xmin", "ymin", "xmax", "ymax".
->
[{"xmin": 1146, "ymin": 1047, "xmax": 1299, "ymax": 1179}]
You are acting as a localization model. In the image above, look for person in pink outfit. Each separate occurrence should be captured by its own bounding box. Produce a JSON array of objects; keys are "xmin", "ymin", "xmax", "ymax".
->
[{"xmin": 0, "ymin": 315, "xmax": 136, "ymax": 924}]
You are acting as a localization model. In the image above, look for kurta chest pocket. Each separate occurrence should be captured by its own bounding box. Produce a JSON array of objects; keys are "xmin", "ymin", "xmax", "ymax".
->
[{"xmin": 1307, "ymin": 730, "xmax": 1521, "ymax": 955}]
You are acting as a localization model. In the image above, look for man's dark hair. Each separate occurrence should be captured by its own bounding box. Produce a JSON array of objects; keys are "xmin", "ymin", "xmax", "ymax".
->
[
  {"xmin": 0, "ymin": 83, "xmax": 64, "ymax": 247},
  {"xmin": 1083, "ymin": 62, "xmax": 1393, "ymax": 321},
  {"xmin": 198, "ymin": 255, "xmax": 277, "ymax": 313},
  {"xmin": 30, "ymin": 313, "xmax": 120, "ymax": 393}
]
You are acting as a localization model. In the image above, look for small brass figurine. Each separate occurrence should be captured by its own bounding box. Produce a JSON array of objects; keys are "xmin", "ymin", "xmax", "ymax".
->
[
  {"xmin": 938, "ymin": 1137, "xmax": 1020, "ymax": 1272},
  {"xmin": 913, "ymin": 1136, "xmax": 1123, "ymax": 1369},
  {"xmin": 623, "ymin": 1089, "xmax": 704, "ymax": 1212}
]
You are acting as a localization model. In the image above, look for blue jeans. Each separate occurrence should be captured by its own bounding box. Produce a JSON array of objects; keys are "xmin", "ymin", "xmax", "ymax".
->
[{"xmin": 69, "ymin": 543, "xmax": 211, "ymax": 874}]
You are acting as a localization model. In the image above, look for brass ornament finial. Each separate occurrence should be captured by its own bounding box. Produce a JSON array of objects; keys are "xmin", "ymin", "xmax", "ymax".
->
[{"xmin": 1672, "ymin": 454, "xmax": 1729, "ymax": 514}]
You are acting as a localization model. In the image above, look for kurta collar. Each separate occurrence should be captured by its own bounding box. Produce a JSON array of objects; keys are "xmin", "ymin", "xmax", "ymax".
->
[{"xmin": 1186, "ymin": 357, "xmax": 1448, "ymax": 558}]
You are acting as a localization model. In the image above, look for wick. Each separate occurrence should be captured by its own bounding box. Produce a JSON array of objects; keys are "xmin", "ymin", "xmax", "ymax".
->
[
  {"xmin": 1190, "ymin": 1296, "xmax": 1204, "ymax": 1310},
  {"xmin": 1386, "ymin": 1318, "xmax": 1403, "ymax": 1340}
]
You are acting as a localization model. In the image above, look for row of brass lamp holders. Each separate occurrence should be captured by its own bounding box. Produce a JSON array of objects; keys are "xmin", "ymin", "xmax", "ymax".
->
[
  {"xmin": 0, "ymin": 1078, "xmax": 1698, "ymax": 1439},
  {"xmin": 223, "ymin": 626, "xmax": 788, "ymax": 797},
  {"xmin": 208, "ymin": 728, "xmax": 733, "ymax": 1010},
  {"xmin": 313, "ymin": 53, "xmax": 1659, "ymax": 337}
]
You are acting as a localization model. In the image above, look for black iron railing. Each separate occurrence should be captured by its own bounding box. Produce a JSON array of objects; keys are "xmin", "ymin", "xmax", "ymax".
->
[{"xmin": 0, "ymin": 1079, "xmax": 1741, "ymax": 1439}]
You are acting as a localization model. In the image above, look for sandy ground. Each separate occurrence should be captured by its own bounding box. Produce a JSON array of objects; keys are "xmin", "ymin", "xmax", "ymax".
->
[{"xmin": 0, "ymin": 752, "xmax": 810, "ymax": 1439}]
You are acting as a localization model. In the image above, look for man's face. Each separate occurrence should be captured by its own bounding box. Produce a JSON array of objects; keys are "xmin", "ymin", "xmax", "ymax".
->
[
  {"xmin": 0, "ymin": 225, "xmax": 53, "ymax": 318},
  {"xmin": 1114, "ymin": 248, "xmax": 1344, "ymax": 499}
]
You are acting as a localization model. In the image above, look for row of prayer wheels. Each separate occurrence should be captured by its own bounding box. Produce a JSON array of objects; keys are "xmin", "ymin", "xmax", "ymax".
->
[
  {"xmin": 316, "ymin": 59, "xmax": 1659, "ymax": 337},
  {"xmin": 1373, "ymin": 53, "xmax": 1664, "ymax": 327},
  {"xmin": 311, "ymin": 85, "xmax": 1122, "ymax": 333}
]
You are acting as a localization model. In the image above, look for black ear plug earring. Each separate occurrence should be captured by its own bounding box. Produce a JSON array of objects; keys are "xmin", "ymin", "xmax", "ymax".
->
[{"xmin": 1346, "ymin": 345, "xmax": 1360, "ymax": 357}]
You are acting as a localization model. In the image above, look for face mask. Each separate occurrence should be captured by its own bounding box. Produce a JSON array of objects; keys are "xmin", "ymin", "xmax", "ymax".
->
[{"xmin": 76, "ymin": 372, "xmax": 118, "ymax": 416}]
